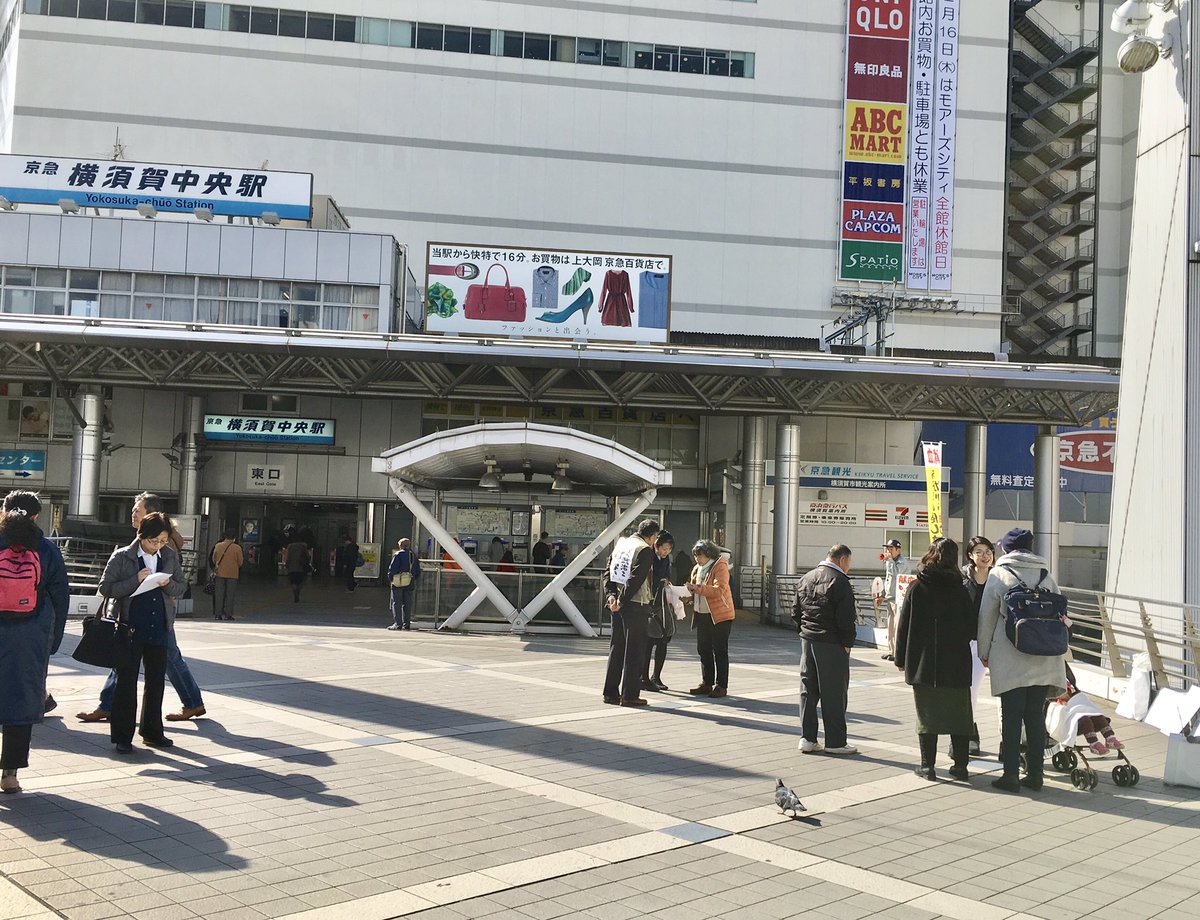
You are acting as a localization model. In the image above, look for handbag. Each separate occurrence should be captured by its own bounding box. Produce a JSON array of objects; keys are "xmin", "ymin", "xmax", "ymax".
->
[
  {"xmin": 464, "ymin": 264, "xmax": 527, "ymax": 322},
  {"xmin": 72, "ymin": 598, "xmax": 130, "ymax": 669},
  {"xmin": 391, "ymin": 572, "xmax": 413, "ymax": 588}
]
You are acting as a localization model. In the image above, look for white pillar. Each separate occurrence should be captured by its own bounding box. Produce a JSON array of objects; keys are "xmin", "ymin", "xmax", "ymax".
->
[
  {"xmin": 68, "ymin": 389, "xmax": 104, "ymax": 519},
  {"xmin": 740, "ymin": 416, "xmax": 767, "ymax": 568},
  {"xmin": 963, "ymin": 423, "xmax": 987, "ymax": 545},
  {"xmin": 772, "ymin": 421, "xmax": 802, "ymax": 577},
  {"xmin": 177, "ymin": 394, "xmax": 204, "ymax": 516},
  {"xmin": 1033, "ymin": 427, "xmax": 1060, "ymax": 573}
]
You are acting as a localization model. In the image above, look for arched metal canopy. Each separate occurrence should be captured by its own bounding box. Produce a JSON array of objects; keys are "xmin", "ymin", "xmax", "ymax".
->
[
  {"xmin": 374, "ymin": 422, "xmax": 672, "ymax": 496},
  {"xmin": 372, "ymin": 423, "xmax": 668, "ymax": 637}
]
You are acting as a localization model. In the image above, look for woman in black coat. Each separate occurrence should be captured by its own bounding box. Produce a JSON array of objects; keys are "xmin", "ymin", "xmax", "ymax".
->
[{"xmin": 894, "ymin": 538, "xmax": 977, "ymax": 781}]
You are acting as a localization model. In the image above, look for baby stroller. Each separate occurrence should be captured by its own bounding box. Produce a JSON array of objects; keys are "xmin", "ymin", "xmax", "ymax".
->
[{"xmin": 1040, "ymin": 666, "xmax": 1140, "ymax": 790}]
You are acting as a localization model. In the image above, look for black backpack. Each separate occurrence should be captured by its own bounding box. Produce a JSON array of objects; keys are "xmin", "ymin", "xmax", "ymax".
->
[{"xmin": 999, "ymin": 566, "xmax": 1069, "ymax": 656}]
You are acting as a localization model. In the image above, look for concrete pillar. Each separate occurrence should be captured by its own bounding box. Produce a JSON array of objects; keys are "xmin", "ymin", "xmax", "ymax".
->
[
  {"xmin": 740, "ymin": 416, "xmax": 767, "ymax": 568},
  {"xmin": 1033, "ymin": 426, "xmax": 1060, "ymax": 573},
  {"xmin": 772, "ymin": 421, "xmax": 802, "ymax": 577},
  {"xmin": 68, "ymin": 389, "xmax": 104, "ymax": 519},
  {"xmin": 963, "ymin": 423, "xmax": 987, "ymax": 545},
  {"xmin": 177, "ymin": 394, "xmax": 204, "ymax": 516}
]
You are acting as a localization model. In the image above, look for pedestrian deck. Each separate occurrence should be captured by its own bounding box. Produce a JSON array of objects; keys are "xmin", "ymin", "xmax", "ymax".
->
[{"xmin": 2, "ymin": 582, "xmax": 1196, "ymax": 920}]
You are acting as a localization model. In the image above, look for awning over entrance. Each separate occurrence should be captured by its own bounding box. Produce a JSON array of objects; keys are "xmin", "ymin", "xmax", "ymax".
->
[{"xmin": 372, "ymin": 422, "xmax": 671, "ymax": 636}]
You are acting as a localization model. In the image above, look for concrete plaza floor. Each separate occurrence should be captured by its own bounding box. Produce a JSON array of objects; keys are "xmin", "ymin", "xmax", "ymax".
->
[{"xmin": 2, "ymin": 580, "xmax": 1198, "ymax": 920}]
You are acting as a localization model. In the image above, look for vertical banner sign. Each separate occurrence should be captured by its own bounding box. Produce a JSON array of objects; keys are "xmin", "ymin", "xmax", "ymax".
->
[
  {"xmin": 930, "ymin": 0, "xmax": 960, "ymax": 291},
  {"xmin": 839, "ymin": 0, "xmax": 913, "ymax": 283},
  {"xmin": 921, "ymin": 441, "xmax": 945, "ymax": 541},
  {"xmin": 906, "ymin": 0, "xmax": 936, "ymax": 289}
]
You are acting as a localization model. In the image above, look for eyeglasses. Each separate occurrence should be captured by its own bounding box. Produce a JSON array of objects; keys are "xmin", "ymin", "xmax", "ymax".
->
[
  {"xmin": 971, "ymin": 548, "xmax": 994, "ymax": 556},
  {"xmin": 141, "ymin": 535, "xmax": 170, "ymax": 548}
]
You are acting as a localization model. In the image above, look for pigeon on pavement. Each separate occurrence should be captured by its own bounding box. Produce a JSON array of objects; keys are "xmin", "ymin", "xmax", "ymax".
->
[{"xmin": 775, "ymin": 778, "xmax": 805, "ymax": 816}]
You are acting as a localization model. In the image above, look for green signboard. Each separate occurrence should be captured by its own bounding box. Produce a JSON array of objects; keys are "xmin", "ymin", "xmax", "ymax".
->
[{"xmin": 839, "ymin": 240, "xmax": 903, "ymax": 282}]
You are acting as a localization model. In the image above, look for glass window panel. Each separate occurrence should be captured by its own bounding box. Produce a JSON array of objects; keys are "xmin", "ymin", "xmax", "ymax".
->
[
  {"xmin": 69, "ymin": 270, "xmax": 100, "ymax": 289},
  {"xmin": 46, "ymin": 0, "xmax": 77, "ymax": 16},
  {"xmin": 241, "ymin": 393, "xmax": 270, "ymax": 411},
  {"xmin": 630, "ymin": 42, "xmax": 652, "ymax": 69},
  {"xmin": 278, "ymin": 8, "xmax": 305, "ymax": 36},
  {"xmin": 100, "ymin": 293, "xmax": 131, "ymax": 318},
  {"xmin": 415, "ymin": 22, "xmax": 441, "ymax": 50},
  {"xmin": 306, "ymin": 12, "xmax": 333, "ymax": 40},
  {"xmin": 707, "ymin": 50, "xmax": 729, "ymax": 76},
  {"xmin": 576, "ymin": 38, "xmax": 601, "ymax": 64},
  {"xmin": 603, "ymin": 39, "xmax": 624, "ymax": 66},
  {"xmin": 362, "ymin": 16, "xmax": 388, "ymax": 44},
  {"xmin": 135, "ymin": 295, "xmax": 163, "ymax": 318},
  {"xmin": 24, "ymin": 1, "xmax": 46, "ymax": 13},
  {"xmin": 35, "ymin": 290, "xmax": 66, "ymax": 315},
  {"xmin": 270, "ymin": 395, "xmax": 298, "ymax": 412},
  {"xmin": 222, "ymin": 300, "xmax": 257, "ymax": 324},
  {"xmin": 352, "ymin": 285, "xmax": 380, "ymax": 305},
  {"xmin": 389, "ymin": 20, "xmax": 413, "ymax": 47},
  {"xmin": 108, "ymin": 0, "xmax": 135, "ymax": 20},
  {"xmin": 197, "ymin": 1, "xmax": 221, "ymax": 28},
  {"xmin": 165, "ymin": 275, "xmax": 194, "ymax": 294},
  {"xmin": 443, "ymin": 24, "xmax": 470, "ymax": 53},
  {"xmin": 227, "ymin": 4, "xmax": 249, "ymax": 31},
  {"xmin": 163, "ymin": 297, "xmax": 193, "ymax": 321},
  {"xmin": 470, "ymin": 27, "xmax": 490, "ymax": 54},
  {"xmin": 101, "ymin": 271, "xmax": 131, "ymax": 290},
  {"xmin": 671, "ymin": 428, "xmax": 701, "ymax": 467},
  {"xmin": 501, "ymin": 30, "xmax": 522, "ymax": 58},
  {"xmin": 654, "ymin": 45, "xmax": 678, "ymax": 72},
  {"xmin": 322, "ymin": 305, "xmax": 351, "ymax": 330},
  {"xmin": 196, "ymin": 299, "xmax": 221, "ymax": 322},
  {"xmin": 163, "ymin": 0, "xmax": 191, "ymax": 26},
  {"xmin": 679, "ymin": 47, "xmax": 704, "ymax": 74},
  {"xmin": 730, "ymin": 51, "xmax": 753, "ymax": 78},
  {"xmin": 226, "ymin": 278, "xmax": 257, "ymax": 297},
  {"xmin": 35, "ymin": 268, "xmax": 66, "ymax": 286},
  {"xmin": 292, "ymin": 282, "xmax": 318, "ymax": 301},
  {"xmin": 351, "ymin": 308, "xmax": 378, "ymax": 332},
  {"xmin": 289, "ymin": 303, "xmax": 319, "ymax": 328},
  {"xmin": 2, "ymin": 290, "xmax": 35, "ymax": 314},
  {"xmin": 68, "ymin": 292, "xmax": 99, "ymax": 316},
  {"xmin": 333, "ymin": 14, "xmax": 355, "ymax": 41},
  {"xmin": 250, "ymin": 7, "xmax": 278, "ymax": 34},
  {"xmin": 78, "ymin": 0, "xmax": 106, "ymax": 19},
  {"xmin": 136, "ymin": 0, "xmax": 164, "ymax": 24},
  {"xmin": 5, "ymin": 267, "xmax": 33, "ymax": 286},
  {"xmin": 553, "ymin": 35, "xmax": 574, "ymax": 63},
  {"xmin": 133, "ymin": 273, "xmax": 164, "ymax": 293},
  {"xmin": 323, "ymin": 284, "xmax": 351, "ymax": 303},
  {"xmin": 197, "ymin": 277, "xmax": 226, "ymax": 295},
  {"xmin": 523, "ymin": 32, "xmax": 549, "ymax": 60}
]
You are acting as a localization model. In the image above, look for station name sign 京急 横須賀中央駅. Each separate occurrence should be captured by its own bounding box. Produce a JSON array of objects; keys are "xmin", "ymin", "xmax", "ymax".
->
[{"xmin": 0, "ymin": 153, "xmax": 313, "ymax": 220}]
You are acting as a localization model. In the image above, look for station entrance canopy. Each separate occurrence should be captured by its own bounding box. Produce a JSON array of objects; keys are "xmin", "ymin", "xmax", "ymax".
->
[
  {"xmin": 0, "ymin": 318, "xmax": 1120, "ymax": 424},
  {"xmin": 372, "ymin": 422, "xmax": 672, "ymax": 635}
]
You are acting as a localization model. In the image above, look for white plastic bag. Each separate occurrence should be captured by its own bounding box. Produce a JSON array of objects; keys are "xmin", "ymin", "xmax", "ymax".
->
[{"xmin": 1117, "ymin": 651, "xmax": 1153, "ymax": 721}]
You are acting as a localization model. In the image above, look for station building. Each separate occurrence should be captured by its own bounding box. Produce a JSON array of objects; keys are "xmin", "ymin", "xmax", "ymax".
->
[{"xmin": 0, "ymin": 0, "xmax": 1127, "ymax": 593}]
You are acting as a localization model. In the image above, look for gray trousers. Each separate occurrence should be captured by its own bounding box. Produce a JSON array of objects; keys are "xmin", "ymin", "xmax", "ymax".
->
[
  {"xmin": 214, "ymin": 577, "xmax": 238, "ymax": 618},
  {"xmin": 800, "ymin": 638, "xmax": 850, "ymax": 748}
]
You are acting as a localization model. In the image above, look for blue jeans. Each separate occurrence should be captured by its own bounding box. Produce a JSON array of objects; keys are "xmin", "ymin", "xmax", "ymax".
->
[
  {"xmin": 99, "ymin": 628, "xmax": 203, "ymax": 711},
  {"xmin": 1000, "ymin": 684, "xmax": 1050, "ymax": 781},
  {"xmin": 390, "ymin": 586, "xmax": 415, "ymax": 627}
]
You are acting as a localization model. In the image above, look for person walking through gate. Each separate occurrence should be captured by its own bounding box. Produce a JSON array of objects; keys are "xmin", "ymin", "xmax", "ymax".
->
[
  {"xmin": 77, "ymin": 492, "xmax": 207, "ymax": 724},
  {"xmin": 210, "ymin": 527, "xmax": 244, "ymax": 621},
  {"xmin": 0, "ymin": 491, "xmax": 69, "ymax": 794},
  {"xmin": 793, "ymin": 545, "xmax": 859, "ymax": 756},
  {"xmin": 386, "ymin": 538, "xmax": 421, "ymax": 631},
  {"xmin": 335, "ymin": 534, "xmax": 361, "ymax": 592},
  {"xmin": 602, "ymin": 519, "xmax": 660, "ymax": 707},
  {"xmin": 285, "ymin": 529, "xmax": 310, "ymax": 603}
]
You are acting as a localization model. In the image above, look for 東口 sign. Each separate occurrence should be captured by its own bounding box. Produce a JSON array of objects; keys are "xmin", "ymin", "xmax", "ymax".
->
[
  {"xmin": 204, "ymin": 416, "xmax": 334, "ymax": 446},
  {"xmin": 0, "ymin": 153, "xmax": 313, "ymax": 220},
  {"xmin": 246, "ymin": 465, "xmax": 286, "ymax": 491},
  {"xmin": 0, "ymin": 450, "xmax": 46, "ymax": 481}
]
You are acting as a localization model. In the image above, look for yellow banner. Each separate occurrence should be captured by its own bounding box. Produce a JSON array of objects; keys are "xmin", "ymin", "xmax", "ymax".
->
[
  {"xmin": 844, "ymin": 101, "xmax": 907, "ymax": 164},
  {"xmin": 921, "ymin": 442, "xmax": 945, "ymax": 542}
]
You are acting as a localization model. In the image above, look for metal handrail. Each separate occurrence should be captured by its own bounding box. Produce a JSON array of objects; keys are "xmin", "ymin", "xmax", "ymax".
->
[{"xmin": 51, "ymin": 535, "xmax": 201, "ymax": 594}]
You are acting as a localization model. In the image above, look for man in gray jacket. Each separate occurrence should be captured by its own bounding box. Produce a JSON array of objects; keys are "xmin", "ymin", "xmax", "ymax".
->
[
  {"xmin": 874, "ymin": 539, "xmax": 913, "ymax": 662},
  {"xmin": 793, "ymin": 545, "xmax": 859, "ymax": 755}
]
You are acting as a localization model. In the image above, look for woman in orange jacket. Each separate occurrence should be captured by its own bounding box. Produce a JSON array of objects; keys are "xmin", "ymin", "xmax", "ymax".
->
[{"xmin": 687, "ymin": 540, "xmax": 735, "ymax": 699}]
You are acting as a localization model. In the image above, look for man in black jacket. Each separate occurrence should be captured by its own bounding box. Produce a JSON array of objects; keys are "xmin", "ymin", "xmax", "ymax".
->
[
  {"xmin": 793, "ymin": 544, "xmax": 858, "ymax": 755},
  {"xmin": 601, "ymin": 519, "xmax": 660, "ymax": 707}
]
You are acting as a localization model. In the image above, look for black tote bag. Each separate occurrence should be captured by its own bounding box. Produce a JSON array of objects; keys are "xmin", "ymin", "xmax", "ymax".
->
[{"xmin": 72, "ymin": 598, "xmax": 130, "ymax": 669}]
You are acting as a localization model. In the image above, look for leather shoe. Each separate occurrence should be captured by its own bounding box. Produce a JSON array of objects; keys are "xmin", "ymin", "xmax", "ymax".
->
[
  {"xmin": 642, "ymin": 680, "xmax": 661, "ymax": 692},
  {"xmin": 619, "ymin": 698, "xmax": 649, "ymax": 707},
  {"xmin": 652, "ymin": 678, "xmax": 669, "ymax": 691},
  {"xmin": 143, "ymin": 736, "xmax": 175, "ymax": 749},
  {"xmin": 165, "ymin": 706, "xmax": 206, "ymax": 722},
  {"xmin": 603, "ymin": 695, "xmax": 620, "ymax": 705},
  {"xmin": 113, "ymin": 741, "xmax": 134, "ymax": 754},
  {"xmin": 708, "ymin": 686, "xmax": 727, "ymax": 698},
  {"xmin": 688, "ymin": 684, "xmax": 713, "ymax": 695},
  {"xmin": 1019, "ymin": 776, "xmax": 1043, "ymax": 792},
  {"xmin": 948, "ymin": 765, "xmax": 970, "ymax": 781},
  {"xmin": 77, "ymin": 709, "xmax": 110, "ymax": 723},
  {"xmin": 991, "ymin": 776, "xmax": 1021, "ymax": 793}
]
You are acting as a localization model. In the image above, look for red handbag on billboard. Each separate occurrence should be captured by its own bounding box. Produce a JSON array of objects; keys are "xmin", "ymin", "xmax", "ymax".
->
[{"xmin": 464, "ymin": 264, "xmax": 527, "ymax": 322}]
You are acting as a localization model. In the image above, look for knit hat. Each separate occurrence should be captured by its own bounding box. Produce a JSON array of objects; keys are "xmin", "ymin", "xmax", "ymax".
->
[{"xmin": 997, "ymin": 528, "xmax": 1034, "ymax": 554}]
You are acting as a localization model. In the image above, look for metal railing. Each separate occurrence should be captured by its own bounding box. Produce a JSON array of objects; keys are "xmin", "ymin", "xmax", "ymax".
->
[{"xmin": 51, "ymin": 535, "xmax": 201, "ymax": 594}]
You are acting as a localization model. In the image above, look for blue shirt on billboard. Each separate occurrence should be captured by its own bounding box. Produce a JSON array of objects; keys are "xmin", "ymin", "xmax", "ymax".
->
[{"xmin": 638, "ymin": 272, "xmax": 669, "ymax": 329}]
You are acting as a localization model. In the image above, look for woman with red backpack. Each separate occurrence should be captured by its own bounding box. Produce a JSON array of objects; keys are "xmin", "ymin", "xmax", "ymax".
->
[{"xmin": 0, "ymin": 491, "xmax": 69, "ymax": 794}]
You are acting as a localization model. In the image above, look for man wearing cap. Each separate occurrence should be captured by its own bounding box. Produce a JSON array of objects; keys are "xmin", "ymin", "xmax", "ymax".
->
[{"xmin": 874, "ymin": 540, "xmax": 913, "ymax": 662}]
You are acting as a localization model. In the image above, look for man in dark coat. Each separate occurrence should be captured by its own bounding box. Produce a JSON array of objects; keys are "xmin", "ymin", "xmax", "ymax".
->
[
  {"xmin": 602, "ymin": 519, "xmax": 660, "ymax": 707},
  {"xmin": 0, "ymin": 491, "xmax": 69, "ymax": 793},
  {"xmin": 793, "ymin": 544, "xmax": 858, "ymax": 756}
]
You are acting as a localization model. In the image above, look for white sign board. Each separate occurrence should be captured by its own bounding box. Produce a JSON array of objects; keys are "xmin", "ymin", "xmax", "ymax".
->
[
  {"xmin": 1, "ymin": 153, "xmax": 313, "ymax": 219},
  {"xmin": 426, "ymin": 242, "xmax": 671, "ymax": 343},
  {"xmin": 246, "ymin": 464, "xmax": 286, "ymax": 491}
]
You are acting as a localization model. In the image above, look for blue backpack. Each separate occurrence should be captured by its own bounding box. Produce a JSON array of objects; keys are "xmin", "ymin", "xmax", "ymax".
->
[{"xmin": 1000, "ymin": 566, "xmax": 1069, "ymax": 656}]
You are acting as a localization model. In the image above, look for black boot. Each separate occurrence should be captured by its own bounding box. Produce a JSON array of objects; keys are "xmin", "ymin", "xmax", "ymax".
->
[
  {"xmin": 949, "ymin": 735, "xmax": 970, "ymax": 780},
  {"xmin": 915, "ymin": 734, "xmax": 936, "ymax": 780}
]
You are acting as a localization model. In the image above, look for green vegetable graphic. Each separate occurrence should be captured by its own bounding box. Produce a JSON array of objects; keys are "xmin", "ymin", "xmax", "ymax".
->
[{"xmin": 426, "ymin": 282, "xmax": 458, "ymax": 318}]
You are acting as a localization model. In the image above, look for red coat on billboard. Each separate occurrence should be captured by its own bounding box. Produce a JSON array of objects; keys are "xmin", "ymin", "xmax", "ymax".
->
[{"xmin": 599, "ymin": 270, "xmax": 634, "ymax": 327}]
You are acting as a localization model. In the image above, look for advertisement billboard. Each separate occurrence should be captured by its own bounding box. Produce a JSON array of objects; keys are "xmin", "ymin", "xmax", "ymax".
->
[
  {"xmin": 840, "ymin": 0, "xmax": 913, "ymax": 282},
  {"xmin": 0, "ymin": 153, "xmax": 313, "ymax": 219},
  {"xmin": 425, "ymin": 243, "xmax": 671, "ymax": 343}
]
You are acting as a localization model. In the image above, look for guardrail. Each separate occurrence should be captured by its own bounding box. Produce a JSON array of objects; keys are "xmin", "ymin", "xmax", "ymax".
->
[{"xmin": 51, "ymin": 536, "xmax": 201, "ymax": 595}]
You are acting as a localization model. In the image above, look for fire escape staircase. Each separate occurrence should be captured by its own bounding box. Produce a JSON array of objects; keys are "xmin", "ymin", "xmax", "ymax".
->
[{"xmin": 1006, "ymin": 3, "xmax": 1101, "ymax": 356}]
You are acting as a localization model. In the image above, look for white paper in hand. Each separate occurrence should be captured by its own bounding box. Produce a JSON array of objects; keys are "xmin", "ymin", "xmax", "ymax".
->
[{"xmin": 131, "ymin": 571, "xmax": 171, "ymax": 598}]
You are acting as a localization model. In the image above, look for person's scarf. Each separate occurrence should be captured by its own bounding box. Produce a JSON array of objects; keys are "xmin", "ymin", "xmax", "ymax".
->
[{"xmin": 693, "ymin": 557, "xmax": 718, "ymax": 615}]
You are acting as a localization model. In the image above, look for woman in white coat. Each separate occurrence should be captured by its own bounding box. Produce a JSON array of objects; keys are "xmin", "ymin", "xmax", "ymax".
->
[{"xmin": 977, "ymin": 528, "xmax": 1067, "ymax": 794}]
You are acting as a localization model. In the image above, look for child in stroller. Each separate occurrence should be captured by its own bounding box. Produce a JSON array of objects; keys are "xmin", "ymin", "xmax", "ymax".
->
[{"xmin": 1046, "ymin": 664, "xmax": 1124, "ymax": 755}]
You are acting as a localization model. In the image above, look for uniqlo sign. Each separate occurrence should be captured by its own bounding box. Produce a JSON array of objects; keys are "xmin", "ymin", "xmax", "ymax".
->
[{"xmin": 849, "ymin": 0, "xmax": 911, "ymax": 39}]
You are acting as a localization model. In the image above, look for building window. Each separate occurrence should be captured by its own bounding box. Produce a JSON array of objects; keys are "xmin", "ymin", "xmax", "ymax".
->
[
  {"xmin": 523, "ymin": 32, "xmax": 550, "ymax": 60},
  {"xmin": 332, "ymin": 14, "xmax": 355, "ymax": 42},
  {"xmin": 136, "ymin": 0, "xmax": 165, "ymax": 25},
  {"xmin": 46, "ymin": 0, "xmax": 78, "ymax": 16},
  {"xmin": 278, "ymin": 8, "xmax": 305, "ymax": 37},
  {"xmin": 250, "ymin": 7, "xmax": 277, "ymax": 35},
  {"xmin": 79, "ymin": 0, "xmax": 107, "ymax": 20},
  {"xmin": 443, "ymin": 24, "xmax": 470, "ymax": 53},
  {"xmin": 469, "ymin": 26, "xmax": 490, "ymax": 54},
  {"xmin": 306, "ymin": 11, "xmax": 333, "ymax": 40},
  {"xmin": 415, "ymin": 22, "xmax": 442, "ymax": 50},
  {"xmin": 164, "ymin": 0, "xmax": 192, "ymax": 27},
  {"xmin": 576, "ymin": 37, "xmax": 600, "ymax": 65},
  {"xmin": 630, "ymin": 43, "xmax": 653, "ymax": 69},
  {"xmin": 227, "ymin": 3, "xmax": 248, "ymax": 31},
  {"xmin": 501, "ymin": 30, "xmax": 522, "ymax": 58},
  {"xmin": 679, "ymin": 47, "xmax": 704, "ymax": 74}
]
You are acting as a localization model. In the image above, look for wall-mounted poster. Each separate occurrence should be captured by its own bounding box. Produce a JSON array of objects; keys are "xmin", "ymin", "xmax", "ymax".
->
[
  {"xmin": 426, "ymin": 243, "xmax": 672, "ymax": 344},
  {"xmin": 241, "ymin": 518, "xmax": 262, "ymax": 544}
]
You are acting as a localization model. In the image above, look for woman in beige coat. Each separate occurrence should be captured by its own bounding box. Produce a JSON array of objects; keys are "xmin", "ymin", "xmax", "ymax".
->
[{"xmin": 687, "ymin": 541, "xmax": 735, "ymax": 699}]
